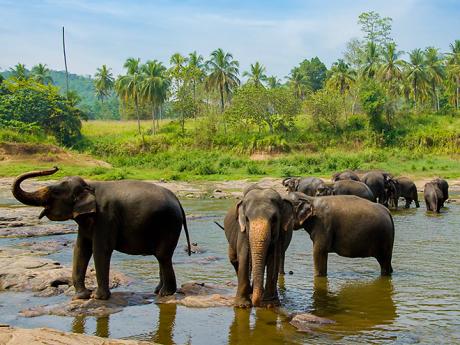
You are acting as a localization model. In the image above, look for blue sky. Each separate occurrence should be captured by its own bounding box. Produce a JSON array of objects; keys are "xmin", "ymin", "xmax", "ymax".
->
[{"xmin": 1, "ymin": 0, "xmax": 459, "ymax": 79}]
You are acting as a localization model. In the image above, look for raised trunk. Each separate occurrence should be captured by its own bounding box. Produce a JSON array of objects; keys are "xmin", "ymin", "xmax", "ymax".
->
[
  {"xmin": 12, "ymin": 167, "xmax": 58, "ymax": 206},
  {"xmin": 248, "ymin": 219, "xmax": 270, "ymax": 307}
]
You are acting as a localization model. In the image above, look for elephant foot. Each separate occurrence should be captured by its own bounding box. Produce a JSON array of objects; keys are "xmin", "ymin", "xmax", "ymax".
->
[
  {"xmin": 91, "ymin": 288, "xmax": 111, "ymax": 300},
  {"xmin": 159, "ymin": 286, "xmax": 176, "ymax": 297},
  {"xmin": 234, "ymin": 296, "xmax": 252, "ymax": 308},
  {"xmin": 154, "ymin": 282, "xmax": 163, "ymax": 295},
  {"xmin": 260, "ymin": 298, "xmax": 280, "ymax": 308},
  {"xmin": 73, "ymin": 288, "xmax": 92, "ymax": 300}
]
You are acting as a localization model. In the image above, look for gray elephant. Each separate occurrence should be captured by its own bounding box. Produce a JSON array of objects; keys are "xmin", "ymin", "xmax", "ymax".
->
[
  {"xmin": 361, "ymin": 171, "xmax": 393, "ymax": 206},
  {"xmin": 424, "ymin": 182, "xmax": 443, "ymax": 213},
  {"xmin": 390, "ymin": 177, "xmax": 420, "ymax": 208},
  {"xmin": 282, "ymin": 176, "xmax": 325, "ymax": 196},
  {"xmin": 331, "ymin": 171, "xmax": 360, "ymax": 182},
  {"xmin": 12, "ymin": 168, "xmax": 191, "ymax": 300},
  {"xmin": 221, "ymin": 185, "xmax": 295, "ymax": 307},
  {"xmin": 316, "ymin": 180, "xmax": 375, "ymax": 202},
  {"xmin": 430, "ymin": 178, "xmax": 449, "ymax": 207},
  {"xmin": 288, "ymin": 192, "xmax": 394, "ymax": 276}
]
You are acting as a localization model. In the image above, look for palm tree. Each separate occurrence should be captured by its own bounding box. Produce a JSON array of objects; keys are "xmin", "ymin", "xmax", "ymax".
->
[
  {"xmin": 186, "ymin": 51, "xmax": 205, "ymax": 101},
  {"xmin": 377, "ymin": 43, "xmax": 404, "ymax": 97},
  {"xmin": 288, "ymin": 69, "xmax": 309, "ymax": 100},
  {"xmin": 10, "ymin": 63, "xmax": 29, "ymax": 81},
  {"xmin": 424, "ymin": 47, "xmax": 444, "ymax": 111},
  {"xmin": 115, "ymin": 57, "xmax": 143, "ymax": 134},
  {"xmin": 205, "ymin": 48, "xmax": 240, "ymax": 113},
  {"xmin": 169, "ymin": 53, "xmax": 186, "ymax": 92},
  {"xmin": 243, "ymin": 62, "xmax": 267, "ymax": 87},
  {"xmin": 266, "ymin": 75, "xmax": 281, "ymax": 89},
  {"xmin": 141, "ymin": 60, "xmax": 170, "ymax": 134},
  {"xmin": 362, "ymin": 42, "xmax": 381, "ymax": 79},
  {"xmin": 94, "ymin": 65, "xmax": 114, "ymax": 103},
  {"xmin": 328, "ymin": 59, "xmax": 356, "ymax": 95},
  {"xmin": 406, "ymin": 48, "xmax": 428, "ymax": 111},
  {"xmin": 446, "ymin": 40, "xmax": 460, "ymax": 110},
  {"xmin": 31, "ymin": 63, "xmax": 53, "ymax": 85}
]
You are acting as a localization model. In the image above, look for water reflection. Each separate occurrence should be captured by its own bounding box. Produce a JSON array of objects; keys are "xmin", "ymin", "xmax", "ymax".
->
[
  {"xmin": 312, "ymin": 277, "xmax": 397, "ymax": 333},
  {"xmin": 71, "ymin": 315, "xmax": 110, "ymax": 338},
  {"xmin": 151, "ymin": 304, "xmax": 177, "ymax": 345}
]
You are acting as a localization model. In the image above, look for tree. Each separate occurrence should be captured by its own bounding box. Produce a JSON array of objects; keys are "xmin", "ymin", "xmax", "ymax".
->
[
  {"xmin": 243, "ymin": 62, "xmax": 267, "ymax": 87},
  {"xmin": 185, "ymin": 51, "xmax": 205, "ymax": 101},
  {"xmin": 31, "ymin": 64, "xmax": 53, "ymax": 85},
  {"xmin": 362, "ymin": 42, "xmax": 381, "ymax": 79},
  {"xmin": 266, "ymin": 75, "xmax": 281, "ymax": 89},
  {"xmin": 359, "ymin": 80, "xmax": 387, "ymax": 133},
  {"xmin": 378, "ymin": 43, "xmax": 404, "ymax": 97},
  {"xmin": 141, "ymin": 60, "xmax": 170, "ymax": 134},
  {"xmin": 358, "ymin": 11, "xmax": 393, "ymax": 47},
  {"xmin": 288, "ymin": 69, "xmax": 310, "ymax": 100},
  {"xmin": 115, "ymin": 58, "xmax": 143, "ymax": 134},
  {"xmin": 205, "ymin": 48, "xmax": 240, "ymax": 113},
  {"xmin": 327, "ymin": 59, "xmax": 356, "ymax": 95},
  {"xmin": 424, "ymin": 47, "xmax": 444, "ymax": 111},
  {"xmin": 9, "ymin": 63, "xmax": 29, "ymax": 81},
  {"xmin": 290, "ymin": 57, "xmax": 327, "ymax": 92},
  {"xmin": 406, "ymin": 49, "xmax": 428, "ymax": 111},
  {"xmin": 446, "ymin": 40, "xmax": 460, "ymax": 110},
  {"xmin": 305, "ymin": 88, "xmax": 342, "ymax": 132},
  {"xmin": 94, "ymin": 64, "xmax": 114, "ymax": 103}
]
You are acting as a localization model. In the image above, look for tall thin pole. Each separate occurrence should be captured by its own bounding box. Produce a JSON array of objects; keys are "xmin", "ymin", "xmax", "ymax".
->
[{"xmin": 62, "ymin": 26, "xmax": 69, "ymax": 97}]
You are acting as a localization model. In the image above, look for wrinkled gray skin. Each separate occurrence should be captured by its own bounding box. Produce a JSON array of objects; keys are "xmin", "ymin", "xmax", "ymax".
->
[
  {"xmin": 282, "ymin": 177, "xmax": 325, "ymax": 196},
  {"xmin": 424, "ymin": 182, "xmax": 443, "ymax": 213},
  {"xmin": 391, "ymin": 177, "xmax": 420, "ymax": 208},
  {"xmin": 430, "ymin": 178, "xmax": 449, "ymax": 207},
  {"xmin": 316, "ymin": 180, "xmax": 375, "ymax": 202},
  {"xmin": 222, "ymin": 186, "xmax": 295, "ymax": 307},
  {"xmin": 288, "ymin": 192, "xmax": 394, "ymax": 276},
  {"xmin": 361, "ymin": 171, "xmax": 393, "ymax": 206},
  {"xmin": 12, "ymin": 168, "xmax": 191, "ymax": 300},
  {"xmin": 331, "ymin": 171, "xmax": 360, "ymax": 182}
]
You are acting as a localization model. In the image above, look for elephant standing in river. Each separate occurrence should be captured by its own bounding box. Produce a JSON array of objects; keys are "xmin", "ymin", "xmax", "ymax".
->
[
  {"xmin": 282, "ymin": 177, "xmax": 325, "ymax": 196},
  {"xmin": 424, "ymin": 182, "xmax": 444, "ymax": 213},
  {"xmin": 331, "ymin": 171, "xmax": 360, "ymax": 182},
  {"xmin": 390, "ymin": 177, "xmax": 420, "ymax": 208},
  {"xmin": 316, "ymin": 180, "xmax": 375, "ymax": 202},
  {"xmin": 12, "ymin": 168, "xmax": 191, "ymax": 299},
  {"xmin": 222, "ymin": 185, "xmax": 295, "ymax": 307},
  {"xmin": 430, "ymin": 178, "xmax": 449, "ymax": 207},
  {"xmin": 361, "ymin": 171, "xmax": 393, "ymax": 206},
  {"xmin": 288, "ymin": 192, "xmax": 394, "ymax": 276}
]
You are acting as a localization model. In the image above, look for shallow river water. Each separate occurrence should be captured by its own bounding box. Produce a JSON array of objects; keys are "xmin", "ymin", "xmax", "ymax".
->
[{"xmin": 0, "ymin": 193, "xmax": 459, "ymax": 344}]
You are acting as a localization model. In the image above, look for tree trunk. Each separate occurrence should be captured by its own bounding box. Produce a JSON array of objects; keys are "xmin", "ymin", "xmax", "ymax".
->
[
  {"xmin": 151, "ymin": 103, "xmax": 156, "ymax": 135},
  {"xmin": 135, "ymin": 97, "xmax": 141, "ymax": 135}
]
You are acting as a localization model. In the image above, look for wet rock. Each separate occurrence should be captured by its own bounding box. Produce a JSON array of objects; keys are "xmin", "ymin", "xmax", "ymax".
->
[
  {"xmin": 290, "ymin": 313, "xmax": 335, "ymax": 333},
  {"xmin": 0, "ymin": 249, "xmax": 130, "ymax": 297},
  {"xmin": 16, "ymin": 239, "xmax": 73, "ymax": 254},
  {"xmin": 20, "ymin": 291, "xmax": 154, "ymax": 317},
  {"xmin": 0, "ymin": 326, "xmax": 153, "ymax": 344},
  {"xmin": 157, "ymin": 281, "xmax": 236, "ymax": 308},
  {"xmin": 185, "ymin": 242, "xmax": 207, "ymax": 254}
]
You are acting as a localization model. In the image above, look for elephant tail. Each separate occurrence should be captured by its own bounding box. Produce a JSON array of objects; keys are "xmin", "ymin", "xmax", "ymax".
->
[
  {"xmin": 214, "ymin": 221, "xmax": 225, "ymax": 230},
  {"xmin": 180, "ymin": 204, "xmax": 191, "ymax": 256}
]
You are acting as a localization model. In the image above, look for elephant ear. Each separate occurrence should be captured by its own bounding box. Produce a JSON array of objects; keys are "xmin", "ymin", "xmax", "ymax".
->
[
  {"xmin": 295, "ymin": 198, "xmax": 314, "ymax": 226},
  {"xmin": 281, "ymin": 199, "xmax": 294, "ymax": 232},
  {"xmin": 73, "ymin": 187, "xmax": 96, "ymax": 219},
  {"xmin": 235, "ymin": 200, "xmax": 246, "ymax": 233}
]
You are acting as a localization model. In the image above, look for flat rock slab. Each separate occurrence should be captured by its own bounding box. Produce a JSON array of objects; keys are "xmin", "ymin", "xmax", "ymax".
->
[
  {"xmin": 0, "ymin": 249, "xmax": 130, "ymax": 297},
  {"xmin": 0, "ymin": 326, "xmax": 153, "ymax": 344},
  {"xmin": 20, "ymin": 292, "xmax": 154, "ymax": 317},
  {"xmin": 290, "ymin": 313, "xmax": 335, "ymax": 333},
  {"xmin": 15, "ymin": 238, "xmax": 73, "ymax": 254},
  {"xmin": 157, "ymin": 281, "xmax": 235, "ymax": 308}
]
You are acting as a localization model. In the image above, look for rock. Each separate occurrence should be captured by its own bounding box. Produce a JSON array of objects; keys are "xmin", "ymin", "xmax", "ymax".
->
[
  {"xmin": 16, "ymin": 239, "xmax": 73, "ymax": 254},
  {"xmin": 0, "ymin": 326, "xmax": 153, "ymax": 344},
  {"xmin": 20, "ymin": 291, "xmax": 154, "ymax": 317},
  {"xmin": 185, "ymin": 242, "xmax": 207, "ymax": 254},
  {"xmin": 290, "ymin": 313, "xmax": 335, "ymax": 333},
  {"xmin": 0, "ymin": 249, "xmax": 130, "ymax": 297},
  {"xmin": 157, "ymin": 281, "xmax": 236, "ymax": 308}
]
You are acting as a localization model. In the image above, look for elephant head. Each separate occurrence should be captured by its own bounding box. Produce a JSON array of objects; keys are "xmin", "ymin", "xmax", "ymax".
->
[
  {"xmin": 315, "ymin": 184, "xmax": 333, "ymax": 197},
  {"xmin": 384, "ymin": 178, "xmax": 399, "ymax": 207},
  {"xmin": 282, "ymin": 177, "xmax": 300, "ymax": 192},
  {"xmin": 12, "ymin": 168, "xmax": 96, "ymax": 221},
  {"xmin": 286, "ymin": 192, "xmax": 316, "ymax": 229},
  {"xmin": 235, "ymin": 188, "xmax": 294, "ymax": 306}
]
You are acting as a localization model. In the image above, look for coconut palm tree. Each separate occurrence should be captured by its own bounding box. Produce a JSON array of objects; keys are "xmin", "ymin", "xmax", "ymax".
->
[
  {"xmin": 446, "ymin": 40, "xmax": 460, "ymax": 110},
  {"xmin": 406, "ymin": 48, "xmax": 428, "ymax": 111},
  {"xmin": 115, "ymin": 57, "xmax": 143, "ymax": 134},
  {"xmin": 266, "ymin": 75, "xmax": 281, "ymax": 89},
  {"xmin": 362, "ymin": 42, "xmax": 381, "ymax": 79},
  {"xmin": 141, "ymin": 60, "xmax": 170, "ymax": 134},
  {"xmin": 10, "ymin": 63, "xmax": 29, "ymax": 81},
  {"xmin": 288, "ymin": 69, "xmax": 310, "ymax": 100},
  {"xmin": 186, "ymin": 51, "xmax": 205, "ymax": 101},
  {"xmin": 424, "ymin": 47, "xmax": 445, "ymax": 111},
  {"xmin": 31, "ymin": 63, "xmax": 53, "ymax": 85},
  {"xmin": 169, "ymin": 53, "xmax": 186, "ymax": 92},
  {"xmin": 94, "ymin": 64, "xmax": 114, "ymax": 103},
  {"xmin": 243, "ymin": 62, "xmax": 267, "ymax": 87},
  {"xmin": 377, "ymin": 43, "xmax": 404, "ymax": 97},
  {"xmin": 205, "ymin": 48, "xmax": 240, "ymax": 112},
  {"xmin": 328, "ymin": 59, "xmax": 356, "ymax": 95}
]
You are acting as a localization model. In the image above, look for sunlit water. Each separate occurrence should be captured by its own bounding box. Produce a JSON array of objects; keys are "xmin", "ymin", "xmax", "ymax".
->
[{"xmin": 0, "ymin": 192, "xmax": 459, "ymax": 344}]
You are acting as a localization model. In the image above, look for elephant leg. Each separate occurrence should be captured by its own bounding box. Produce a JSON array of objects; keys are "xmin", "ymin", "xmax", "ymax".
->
[
  {"xmin": 377, "ymin": 254, "xmax": 393, "ymax": 276},
  {"xmin": 313, "ymin": 244, "xmax": 328, "ymax": 277},
  {"xmin": 414, "ymin": 195, "xmax": 420, "ymax": 208},
  {"xmin": 154, "ymin": 264, "xmax": 163, "ymax": 294},
  {"xmin": 72, "ymin": 234, "xmax": 93, "ymax": 300},
  {"xmin": 263, "ymin": 245, "xmax": 280, "ymax": 306},
  {"xmin": 157, "ymin": 256, "xmax": 177, "ymax": 296},
  {"xmin": 92, "ymin": 241, "xmax": 113, "ymax": 300},
  {"xmin": 228, "ymin": 245, "xmax": 239, "ymax": 274},
  {"xmin": 404, "ymin": 198, "xmax": 411, "ymax": 208},
  {"xmin": 235, "ymin": 241, "xmax": 251, "ymax": 307},
  {"xmin": 278, "ymin": 251, "xmax": 286, "ymax": 275}
]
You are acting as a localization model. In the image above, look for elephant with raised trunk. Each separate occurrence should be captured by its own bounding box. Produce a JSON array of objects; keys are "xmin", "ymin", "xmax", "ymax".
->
[
  {"xmin": 12, "ymin": 168, "xmax": 191, "ymax": 300},
  {"xmin": 331, "ymin": 170, "xmax": 360, "ymax": 182},
  {"xmin": 282, "ymin": 176, "xmax": 325, "ymax": 196},
  {"xmin": 221, "ymin": 185, "xmax": 295, "ymax": 307},
  {"xmin": 288, "ymin": 192, "xmax": 395, "ymax": 276},
  {"xmin": 316, "ymin": 180, "xmax": 375, "ymax": 202}
]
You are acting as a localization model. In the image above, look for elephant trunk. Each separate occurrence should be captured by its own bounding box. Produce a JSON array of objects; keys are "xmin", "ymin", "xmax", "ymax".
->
[
  {"xmin": 11, "ymin": 167, "xmax": 58, "ymax": 206},
  {"xmin": 249, "ymin": 218, "xmax": 270, "ymax": 307}
]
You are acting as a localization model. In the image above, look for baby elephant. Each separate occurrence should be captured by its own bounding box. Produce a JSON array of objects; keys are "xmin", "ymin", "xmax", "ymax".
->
[
  {"xmin": 222, "ymin": 185, "xmax": 296, "ymax": 307},
  {"xmin": 316, "ymin": 180, "xmax": 375, "ymax": 202},
  {"xmin": 393, "ymin": 177, "xmax": 420, "ymax": 208},
  {"xmin": 424, "ymin": 182, "xmax": 444, "ymax": 213},
  {"xmin": 12, "ymin": 168, "xmax": 191, "ymax": 300},
  {"xmin": 282, "ymin": 176, "xmax": 325, "ymax": 196},
  {"xmin": 288, "ymin": 192, "xmax": 395, "ymax": 276}
]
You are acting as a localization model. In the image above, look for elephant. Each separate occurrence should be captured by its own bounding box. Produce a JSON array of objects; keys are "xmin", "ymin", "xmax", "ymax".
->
[
  {"xmin": 316, "ymin": 180, "xmax": 375, "ymax": 202},
  {"xmin": 282, "ymin": 176, "xmax": 325, "ymax": 196},
  {"xmin": 12, "ymin": 167, "xmax": 191, "ymax": 300},
  {"xmin": 361, "ymin": 171, "xmax": 393, "ymax": 206},
  {"xmin": 430, "ymin": 178, "xmax": 449, "ymax": 207},
  {"xmin": 221, "ymin": 185, "xmax": 295, "ymax": 307},
  {"xmin": 390, "ymin": 177, "xmax": 420, "ymax": 208},
  {"xmin": 288, "ymin": 192, "xmax": 395, "ymax": 276},
  {"xmin": 331, "ymin": 170, "xmax": 360, "ymax": 182},
  {"xmin": 424, "ymin": 182, "xmax": 443, "ymax": 213}
]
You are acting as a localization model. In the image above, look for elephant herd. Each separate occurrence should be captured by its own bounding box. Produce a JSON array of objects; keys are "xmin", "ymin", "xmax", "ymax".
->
[{"xmin": 11, "ymin": 168, "xmax": 449, "ymax": 309}]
